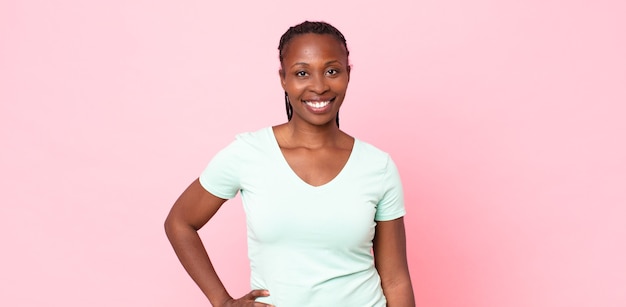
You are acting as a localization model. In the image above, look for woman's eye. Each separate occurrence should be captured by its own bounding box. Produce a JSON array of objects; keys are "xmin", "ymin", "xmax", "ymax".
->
[
  {"xmin": 326, "ymin": 69, "xmax": 339, "ymax": 76},
  {"xmin": 296, "ymin": 71, "xmax": 308, "ymax": 77}
]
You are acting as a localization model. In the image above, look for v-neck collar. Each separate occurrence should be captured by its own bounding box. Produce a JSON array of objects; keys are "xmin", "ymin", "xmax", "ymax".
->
[{"xmin": 267, "ymin": 126, "xmax": 358, "ymax": 189}]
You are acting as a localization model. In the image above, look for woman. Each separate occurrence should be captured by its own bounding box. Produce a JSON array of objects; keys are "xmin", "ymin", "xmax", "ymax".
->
[{"xmin": 165, "ymin": 21, "xmax": 415, "ymax": 306}]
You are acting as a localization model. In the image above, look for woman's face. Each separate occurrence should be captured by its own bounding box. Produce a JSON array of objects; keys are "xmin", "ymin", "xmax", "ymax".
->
[{"xmin": 280, "ymin": 33, "xmax": 350, "ymax": 127}]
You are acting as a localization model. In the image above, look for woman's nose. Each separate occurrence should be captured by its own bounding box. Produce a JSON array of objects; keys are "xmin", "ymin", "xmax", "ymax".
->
[{"xmin": 309, "ymin": 74, "xmax": 330, "ymax": 93}]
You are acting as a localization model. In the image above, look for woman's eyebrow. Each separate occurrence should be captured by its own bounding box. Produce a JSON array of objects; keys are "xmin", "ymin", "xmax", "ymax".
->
[
  {"xmin": 290, "ymin": 62, "xmax": 310, "ymax": 68},
  {"xmin": 290, "ymin": 60, "xmax": 342, "ymax": 68}
]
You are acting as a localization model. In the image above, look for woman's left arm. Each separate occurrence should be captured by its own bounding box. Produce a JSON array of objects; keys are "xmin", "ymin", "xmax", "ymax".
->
[{"xmin": 373, "ymin": 217, "xmax": 416, "ymax": 307}]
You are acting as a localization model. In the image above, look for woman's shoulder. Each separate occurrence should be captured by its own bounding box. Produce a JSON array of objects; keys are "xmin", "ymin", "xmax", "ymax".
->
[
  {"xmin": 354, "ymin": 137, "xmax": 390, "ymax": 157},
  {"xmin": 222, "ymin": 126, "xmax": 275, "ymax": 153},
  {"xmin": 233, "ymin": 126, "xmax": 273, "ymax": 142},
  {"xmin": 353, "ymin": 137, "xmax": 394, "ymax": 167}
]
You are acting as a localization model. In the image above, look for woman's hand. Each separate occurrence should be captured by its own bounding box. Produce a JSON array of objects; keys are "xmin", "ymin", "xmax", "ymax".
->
[{"xmin": 221, "ymin": 290, "xmax": 274, "ymax": 307}]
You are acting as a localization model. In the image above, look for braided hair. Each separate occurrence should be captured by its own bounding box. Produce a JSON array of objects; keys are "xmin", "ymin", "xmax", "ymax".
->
[{"xmin": 278, "ymin": 21, "xmax": 350, "ymax": 127}]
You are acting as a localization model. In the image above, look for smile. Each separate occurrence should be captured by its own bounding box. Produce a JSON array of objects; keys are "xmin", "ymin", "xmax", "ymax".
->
[{"xmin": 303, "ymin": 98, "xmax": 334, "ymax": 109}]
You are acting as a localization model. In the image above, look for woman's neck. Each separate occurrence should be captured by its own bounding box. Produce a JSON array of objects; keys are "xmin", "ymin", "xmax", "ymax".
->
[{"xmin": 276, "ymin": 120, "xmax": 348, "ymax": 149}]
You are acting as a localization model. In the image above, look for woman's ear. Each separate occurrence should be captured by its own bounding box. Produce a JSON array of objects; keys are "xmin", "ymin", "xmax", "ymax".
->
[
  {"xmin": 279, "ymin": 69, "xmax": 286, "ymax": 90},
  {"xmin": 347, "ymin": 65, "xmax": 352, "ymax": 81}
]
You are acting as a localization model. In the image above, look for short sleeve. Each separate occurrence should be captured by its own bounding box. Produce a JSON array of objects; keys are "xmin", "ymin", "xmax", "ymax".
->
[
  {"xmin": 374, "ymin": 156, "xmax": 406, "ymax": 221},
  {"xmin": 198, "ymin": 140, "xmax": 243, "ymax": 199}
]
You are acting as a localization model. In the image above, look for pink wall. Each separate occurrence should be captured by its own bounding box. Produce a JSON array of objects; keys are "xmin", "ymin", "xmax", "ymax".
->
[{"xmin": 1, "ymin": 0, "xmax": 625, "ymax": 306}]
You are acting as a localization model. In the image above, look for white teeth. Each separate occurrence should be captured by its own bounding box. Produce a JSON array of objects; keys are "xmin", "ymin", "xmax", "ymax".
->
[{"xmin": 304, "ymin": 100, "xmax": 330, "ymax": 108}]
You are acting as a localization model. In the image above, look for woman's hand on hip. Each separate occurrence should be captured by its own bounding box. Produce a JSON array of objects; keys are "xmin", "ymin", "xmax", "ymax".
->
[{"xmin": 221, "ymin": 289, "xmax": 274, "ymax": 307}]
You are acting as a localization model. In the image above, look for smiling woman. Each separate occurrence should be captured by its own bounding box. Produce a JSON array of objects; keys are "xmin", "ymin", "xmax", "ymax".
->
[
  {"xmin": 278, "ymin": 22, "xmax": 350, "ymax": 128},
  {"xmin": 280, "ymin": 33, "xmax": 349, "ymax": 127},
  {"xmin": 164, "ymin": 21, "xmax": 415, "ymax": 307}
]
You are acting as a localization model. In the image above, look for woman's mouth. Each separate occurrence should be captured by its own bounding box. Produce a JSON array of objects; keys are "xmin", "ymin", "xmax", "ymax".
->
[
  {"xmin": 304, "ymin": 100, "xmax": 331, "ymax": 109},
  {"xmin": 302, "ymin": 97, "xmax": 335, "ymax": 113}
]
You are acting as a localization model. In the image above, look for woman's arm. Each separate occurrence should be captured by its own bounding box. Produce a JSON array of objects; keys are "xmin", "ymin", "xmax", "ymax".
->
[
  {"xmin": 373, "ymin": 217, "xmax": 416, "ymax": 307},
  {"xmin": 164, "ymin": 179, "xmax": 272, "ymax": 306}
]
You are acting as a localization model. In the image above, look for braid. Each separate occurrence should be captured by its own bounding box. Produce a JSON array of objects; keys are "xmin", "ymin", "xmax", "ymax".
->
[
  {"xmin": 278, "ymin": 21, "xmax": 349, "ymax": 127},
  {"xmin": 285, "ymin": 92, "xmax": 292, "ymax": 121}
]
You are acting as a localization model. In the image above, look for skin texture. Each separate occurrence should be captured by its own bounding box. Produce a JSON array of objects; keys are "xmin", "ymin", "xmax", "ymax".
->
[{"xmin": 165, "ymin": 33, "xmax": 415, "ymax": 306}]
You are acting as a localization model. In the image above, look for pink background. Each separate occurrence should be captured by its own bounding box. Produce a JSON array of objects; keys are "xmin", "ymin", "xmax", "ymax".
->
[{"xmin": 1, "ymin": 0, "xmax": 625, "ymax": 306}]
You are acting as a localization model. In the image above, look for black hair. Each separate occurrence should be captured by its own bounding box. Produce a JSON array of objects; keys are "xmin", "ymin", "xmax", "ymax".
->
[{"xmin": 278, "ymin": 21, "xmax": 350, "ymax": 127}]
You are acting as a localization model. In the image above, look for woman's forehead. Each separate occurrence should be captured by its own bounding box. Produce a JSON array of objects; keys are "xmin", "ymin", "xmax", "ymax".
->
[{"xmin": 282, "ymin": 34, "xmax": 348, "ymax": 62}]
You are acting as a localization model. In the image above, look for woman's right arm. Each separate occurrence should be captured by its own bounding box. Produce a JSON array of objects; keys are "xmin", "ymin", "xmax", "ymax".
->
[{"xmin": 164, "ymin": 179, "xmax": 272, "ymax": 306}]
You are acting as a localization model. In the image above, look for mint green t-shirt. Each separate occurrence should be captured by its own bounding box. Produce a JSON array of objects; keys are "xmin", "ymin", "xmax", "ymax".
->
[{"xmin": 199, "ymin": 127, "xmax": 406, "ymax": 306}]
